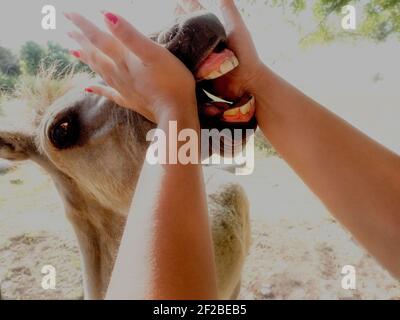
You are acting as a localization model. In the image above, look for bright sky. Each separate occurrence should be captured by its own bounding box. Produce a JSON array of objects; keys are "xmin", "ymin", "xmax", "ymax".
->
[{"xmin": 1, "ymin": 0, "xmax": 399, "ymax": 152}]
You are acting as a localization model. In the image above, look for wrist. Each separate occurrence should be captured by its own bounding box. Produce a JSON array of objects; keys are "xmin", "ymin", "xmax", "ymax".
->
[
  {"xmin": 251, "ymin": 64, "xmax": 280, "ymax": 112},
  {"xmin": 157, "ymin": 103, "xmax": 200, "ymax": 131},
  {"xmin": 251, "ymin": 63, "xmax": 273, "ymax": 93},
  {"xmin": 155, "ymin": 103, "xmax": 202, "ymax": 166}
]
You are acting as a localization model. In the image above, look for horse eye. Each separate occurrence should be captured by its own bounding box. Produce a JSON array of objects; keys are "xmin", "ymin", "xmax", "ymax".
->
[{"xmin": 49, "ymin": 114, "xmax": 80, "ymax": 149}]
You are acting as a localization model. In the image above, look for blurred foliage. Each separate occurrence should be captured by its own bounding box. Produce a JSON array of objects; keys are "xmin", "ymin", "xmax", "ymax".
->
[
  {"xmin": 20, "ymin": 41, "xmax": 91, "ymax": 77},
  {"xmin": 0, "ymin": 41, "xmax": 91, "ymax": 95},
  {"xmin": 246, "ymin": 0, "xmax": 400, "ymax": 45},
  {"xmin": 0, "ymin": 72, "xmax": 18, "ymax": 94},
  {"xmin": 0, "ymin": 47, "xmax": 20, "ymax": 76},
  {"xmin": 255, "ymin": 130, "xmax": 278, "ymax": 157},
  {"xmin": 20, "ymin": 41, "xmax": 45, "ymax": 76},
  {"xmin": 9, "ymin": 179, "xmax": 24, "ymax": 185}
]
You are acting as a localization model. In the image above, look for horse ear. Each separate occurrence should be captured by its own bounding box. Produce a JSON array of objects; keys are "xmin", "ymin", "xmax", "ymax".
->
[
  {"xmin": 0, "ymin": 127, "xmax": 36, "ymax": 161},
  {"xmin": 0, "ymin": 99, "xmax": 38, "ymax": 161}
]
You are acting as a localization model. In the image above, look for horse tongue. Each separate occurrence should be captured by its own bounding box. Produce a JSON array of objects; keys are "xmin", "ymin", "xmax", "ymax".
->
[
  {"xmin": 202, "ymin": 101, "xmax": 230, "ymax": 118},
  {"xmin": 196, "ymin": 48, "xmax": 239, "ymax": 81}
]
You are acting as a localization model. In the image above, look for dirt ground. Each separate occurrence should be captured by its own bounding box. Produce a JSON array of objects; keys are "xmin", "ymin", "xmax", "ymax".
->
[{"xmin": 0, "ymin": 156, "xmax": 399, "ymax": 300}]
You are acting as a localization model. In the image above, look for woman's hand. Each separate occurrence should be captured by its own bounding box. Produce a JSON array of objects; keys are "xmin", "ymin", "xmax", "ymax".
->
[
  {"xmin": 65, "ymin": 11, "xmax": 197, "ymax": 124},
  {"xmin": 212, "ymin": 0, "xmax": 266, "ymax": 100}
]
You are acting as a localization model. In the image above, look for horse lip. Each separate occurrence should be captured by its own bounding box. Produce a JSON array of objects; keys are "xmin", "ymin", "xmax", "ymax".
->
[
  {"xmin": 154, "ymin": 11, "xmax": 229, "ymax": 73},
  {"xmin": 193, "ymin": 39, "xmax": 227, "ymax": 75}
]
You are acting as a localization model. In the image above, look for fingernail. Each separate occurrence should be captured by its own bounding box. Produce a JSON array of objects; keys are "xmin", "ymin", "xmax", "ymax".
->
[
  {"xmin": 70, "ymin": 50, "xmax": 80, "ymax": 58},
  {"xmin": 85, "ymin": 88, "xmax": 94, "ymax": 93},
  {"xmin": 104, "ymin": 12, "xmax": 118, "ymax": 25}
]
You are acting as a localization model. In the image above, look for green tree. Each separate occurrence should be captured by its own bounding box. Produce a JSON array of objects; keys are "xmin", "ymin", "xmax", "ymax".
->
[
  {"xmin": 43, "ymin": 41, "xmax": 76, "ymax": 78},
  {"xmin": 43, "ymin": 41, "xmax": 93, "ymax": 76},
  {"xmin": 248, "ymin": 0, "xmax": 400, "ymax": 45},
  {"xmin": 0, "ymin": 71, "xmax": 18, "ymax": 93},
  {"xmin": 20, "ymin": 41, "xmax": 45, "ymax": 75},
  {"xmin": 19, "ymin": 41, "xmax": 92, "ymax": 77},
  {"xmin": 0, "ymin": 47, "xmax": 20, "ymax": 76}
]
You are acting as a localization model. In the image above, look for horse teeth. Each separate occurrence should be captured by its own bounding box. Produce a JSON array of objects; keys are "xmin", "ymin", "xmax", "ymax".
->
[
  {"xmin": 240, "ymin": 102, "xmax": 251, "ymax": 115},
  {"xmin": 224, "ymin": 107, "xmax": 240, "ymax": 116},
  {"xmin": 240, "ymin": 97, "xmax": 255, "ymax": 115},
  {"xmin": 250, "ymin": 96, "xmax": 255, "ymax": 107},
  {"xmin": 202, "ymin": 56, "xmax": 240, "ymax": 80},
  {"xmin": 231, "ymin": 56, "xmax": 239, "ymax": 68},
  {"xmin": 205, "ymin": 70, "xmax": 222, "ymax": 80},
  {"xmin": 220, "ymin": 60, "xmax": 234, "ymax": 75}
]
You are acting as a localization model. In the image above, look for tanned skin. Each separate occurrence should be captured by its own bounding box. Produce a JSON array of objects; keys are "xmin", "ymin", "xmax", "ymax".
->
[
  {"xmin": 212, "ymin": 0, "xmax": 400, "ymax": 278},
  {"xmin": 66, "ymin": 9, "xmax": 217, "ymax": 299}
]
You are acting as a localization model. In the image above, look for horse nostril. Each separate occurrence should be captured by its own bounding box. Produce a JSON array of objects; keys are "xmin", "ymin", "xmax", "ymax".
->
[{"xmin": 49, "ymin": 113, "xmax": 80, "ymax": 150}]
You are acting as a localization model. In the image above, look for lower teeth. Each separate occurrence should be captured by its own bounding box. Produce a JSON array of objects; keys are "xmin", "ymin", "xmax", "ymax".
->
[{"xmin": 222, "ymin": 96, "xmax": 255, "ymax": 120}]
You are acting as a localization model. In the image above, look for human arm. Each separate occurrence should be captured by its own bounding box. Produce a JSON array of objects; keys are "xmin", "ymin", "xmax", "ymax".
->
[
  {"xmin": 65, "ymin": 11, "xmax": 218, "ymax": 299},
  {"xmin": 107, "ymin": 111, "xmax": 217, "ymax": 299},
  {"xmin": 211, "ymin": 0, "xmax": 400, "ymax": 277}
]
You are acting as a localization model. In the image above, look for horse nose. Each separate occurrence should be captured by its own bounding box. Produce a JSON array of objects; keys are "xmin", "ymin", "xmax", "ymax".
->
[{"xmin": 158, "ymin": 11, "xmax": 227, "ymax": 72}]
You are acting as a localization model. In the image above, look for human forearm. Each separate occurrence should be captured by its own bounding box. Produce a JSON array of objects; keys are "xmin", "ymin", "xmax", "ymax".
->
[
  {"xmin": 66, "ymin": 9, "xmax": 217, "ymax": 299},
  {"xmin": 256, "ymin": 65, "xmax": 400, "ymax": 277},
  {"xmin": 106, "ymin": 110, "xmax": 217, "ymax": 300},
  {"xmin": 178, "ymin": 0, "xmax": 400, "ymax": 278}
]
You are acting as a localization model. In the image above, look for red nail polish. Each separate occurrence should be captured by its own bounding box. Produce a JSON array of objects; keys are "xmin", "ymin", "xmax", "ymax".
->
[
  {"xmin": 70, "ymin": 50, "xmax": 80, "ymax": 58},
  {"xmin": 104, "ymin": 12, "xmax": 118, "ymax": 25},
  {"xmin": 85, "ymin": 88, "xmax": 94, "ymax": 93}
]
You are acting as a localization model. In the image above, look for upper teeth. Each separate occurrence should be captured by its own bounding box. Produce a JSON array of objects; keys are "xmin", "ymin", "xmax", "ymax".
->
[
  {"xmin": 205, "ymin": 70, "xmax": 223, "ymax": 80},
  {"xmin": 231, "ymin": 56, "xmax": 239, "ymax": 68},
  {"xmin": 204, "ymin": 56, "xmax": 240, "ymax": 80},
  {"xmin": 220, "ymin": 59, "xmax": 234, "ymax": 75}
]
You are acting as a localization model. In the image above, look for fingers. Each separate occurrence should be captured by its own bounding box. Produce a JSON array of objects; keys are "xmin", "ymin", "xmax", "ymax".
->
[
  {"xmin": 86, "ymin": 85, "xmax": 155, "ymax": 122},
  {"xmin": 102, "ymin": 12, "xmax": 162, "ymax": 62},
  {"xmin": 68, "ymin": 31, "xmax": 117, "ymax": 85},
  {"xmin": 175, "ymin": 4, "xmax": 187, "ymax": 16},
  {"xmin": 65, "ymin": 12, "xmax": 125, "ymax": 65},
  {"xmin": 68, "ymin": 31, "xmax": 98, "ymax": 65},
  {"xmin": 177, "ymin": 0, "xmax": 205, "ymax": 14},
  {"xmin": 218, "ymin": 0, "xmax": 246, "ymax": 33},
  {"xmin": 218, "ymin": 0, "xmax": 258, "ymax": 57},
  {"xmin": 85, "ymin": 85, "xmax": 126, "ymax": 106}
]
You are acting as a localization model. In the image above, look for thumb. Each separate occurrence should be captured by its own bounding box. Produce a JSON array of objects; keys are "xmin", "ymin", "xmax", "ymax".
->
[
  {"xmin": 177, "ymin": 0, "xmax": 205, "ymax": 13},
  {"xmin": 218, "ymin": 0, "xmax": 258, "ymax": 56},
  {"xmin": 218, "ymin": 0, "xmax": 245, "ymax": 33}
]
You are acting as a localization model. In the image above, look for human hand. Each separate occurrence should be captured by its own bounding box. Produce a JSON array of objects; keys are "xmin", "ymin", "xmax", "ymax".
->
[
  {"xmin": 212, "ymin": 0, "xmax": 266, "ymax": 100},
  {"xmin": 65, "ymin": 11, "xmax": 197, "ymax": 124}
]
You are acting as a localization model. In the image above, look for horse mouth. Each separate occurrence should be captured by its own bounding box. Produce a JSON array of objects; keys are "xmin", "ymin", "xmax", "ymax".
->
[
  {"xmin": 158, "ymin": 11, "xmax": 257, "ymax": 155},
  {"xmin": 195, "ymin": 41, "xmax": 239, "ymax": 81},
  {"xmin": 195, "ymin": 41, "xmax": 256, "ymax": 131}
]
